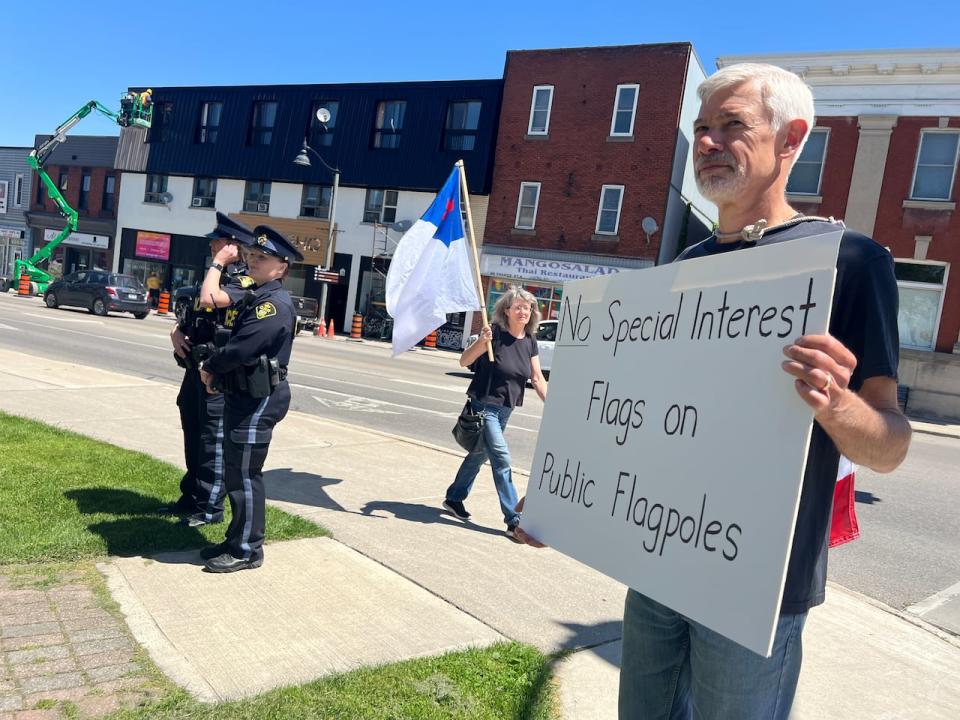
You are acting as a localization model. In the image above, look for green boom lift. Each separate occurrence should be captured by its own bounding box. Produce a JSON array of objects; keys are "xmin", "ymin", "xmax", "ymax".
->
[{"xmin": 12, "ymin": 92, "xmax": 153, "ymax": 295}]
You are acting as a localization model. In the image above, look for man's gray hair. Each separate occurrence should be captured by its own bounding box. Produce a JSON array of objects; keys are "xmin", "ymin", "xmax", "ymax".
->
[{"xmin": 698, "ymin": 63, "xmax": 815, "ymax": 156}]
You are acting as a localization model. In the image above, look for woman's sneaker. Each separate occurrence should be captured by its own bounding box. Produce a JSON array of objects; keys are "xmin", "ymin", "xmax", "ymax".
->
[
  {"xmin": 442, "ymin": 499, "xmax": 471, "ymax": 521},
  {"xmin": 506, "ymin": 523, "xmax": 522, "ymax": 542}
]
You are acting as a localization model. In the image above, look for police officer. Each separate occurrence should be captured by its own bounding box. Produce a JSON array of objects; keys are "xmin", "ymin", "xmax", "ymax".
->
[
  {"xmin": 162, "ymin": 212, "xmax": 255, "ymax": 528},
  {"xmin": 198, "ymin": 226, "xmax": 302, "ymax": 572}
]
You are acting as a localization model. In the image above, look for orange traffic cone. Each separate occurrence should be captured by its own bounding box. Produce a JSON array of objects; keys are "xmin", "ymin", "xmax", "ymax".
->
[
  {"xmin": 316, "ymin": 319, "xmax": 326, "ymax": 337},
  {"xmin": 327, "ymin": 318, "xmax": 334, "ymax": 337}
]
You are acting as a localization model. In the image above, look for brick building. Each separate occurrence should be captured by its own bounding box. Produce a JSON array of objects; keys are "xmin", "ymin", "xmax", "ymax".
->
[
  {"xmin": 718, "ymin": 49, "xmax": 960, "ymax": 417},
  {"xmin": 25, "ymin": 135, "xmax": 121, "ymax": 277},
  {"xmin": 475, "ymin": 43, "xmax": 715, "ymax": 326}
]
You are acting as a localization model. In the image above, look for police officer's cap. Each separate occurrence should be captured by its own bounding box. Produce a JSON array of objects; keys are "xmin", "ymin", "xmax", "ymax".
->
[
  {"xmin": 251, "ymin": 225, "xmax": 304, "ymax": 263},
  {"xmin": 206, "ymin": 212, "xmax": 255, "ymax": 245}
]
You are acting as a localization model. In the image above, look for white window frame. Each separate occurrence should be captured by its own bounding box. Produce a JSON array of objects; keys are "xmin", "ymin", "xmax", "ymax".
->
[
  {"xmin": 14, "ymin": 174, "xmax": 24, "ymax": 207},
  {"xmin": 609, "ymin": 84, "xmax": 640, "ymax": 137},
  {"xmin": 527, "ymin": 85, "xmax": 554, "ymax": 136},
  {"xmin": 0, "ymin": 180, "xmax": 7, "ymax": 214},
  {"xmin": 787, "ymin": 127, "xmax": 830, "ymax": 196},
  {"xmin": 894, "ymin": 258, "xmax": 949, "ymax": 351},
  {"xmin": 595, "ymin": 185, "xmax": 625, "ymax": 236},
  {"xmin": 909, "ymin": 129, "xmax": 960, "ymax": 201},
  {"xmin": 514, "ymin": 182, "xmax": 541, "ymax": 230},
  {"xmin": 363, "ymin": 188, "xmax": 399, "ymax": 224}
]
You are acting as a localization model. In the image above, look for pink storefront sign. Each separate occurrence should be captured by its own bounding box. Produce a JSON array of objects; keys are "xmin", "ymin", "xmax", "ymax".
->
[{"xmin": 135, "ymin": 231, "xmax": 171, "ymax": 261}]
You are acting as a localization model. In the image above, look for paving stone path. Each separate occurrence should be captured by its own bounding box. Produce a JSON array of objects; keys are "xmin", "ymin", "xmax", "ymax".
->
[{"xmin": 0, "ymin": 569, "xmax": 161, "ymax": 719}]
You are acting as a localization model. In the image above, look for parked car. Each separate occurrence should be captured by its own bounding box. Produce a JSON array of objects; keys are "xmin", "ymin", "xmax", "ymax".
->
[
  {"xmin": 173, "ymin": 283, "xmax": 320, "ymax": 334},
  {"xmin": 44, "ymin": 271, "xmax": 149, "ymax": 319},
  {"xmin": 467, "ymin": 319, "xmax": 556, "ymax": 379}
]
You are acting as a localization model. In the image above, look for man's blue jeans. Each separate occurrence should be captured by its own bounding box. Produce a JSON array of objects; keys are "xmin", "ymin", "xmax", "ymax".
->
[
  {"xmin": 619, "ymin": 590, "xmax": 807, "ymax": 720},
  {"xmin": 446, "ymin": 400, "xmax": 520, "ymax": 526}
]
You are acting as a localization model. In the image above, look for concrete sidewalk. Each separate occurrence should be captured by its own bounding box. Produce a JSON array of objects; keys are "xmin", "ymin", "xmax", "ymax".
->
[{"xmin": 1, "ymin": 349, "xmax": 958, "ymax": 718}]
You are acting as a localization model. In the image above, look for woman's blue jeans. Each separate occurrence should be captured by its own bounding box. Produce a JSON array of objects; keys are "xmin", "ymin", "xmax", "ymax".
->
[
  {"xmin": 619, "ymin": 590, "xmax": 807, "ymax": 719},
  {"xmin": 446, "ymin": 400, "xmax": 520, "ymax": 526}
]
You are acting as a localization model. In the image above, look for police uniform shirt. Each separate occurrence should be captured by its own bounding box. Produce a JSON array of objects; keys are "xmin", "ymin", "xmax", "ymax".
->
[
  {"xmin": 179, "ymin": 264, "xmax": 255, "ymax": 344},
  {"xmin": 203, "ymin": 279, "xmax": 296, "ymax": 378}
]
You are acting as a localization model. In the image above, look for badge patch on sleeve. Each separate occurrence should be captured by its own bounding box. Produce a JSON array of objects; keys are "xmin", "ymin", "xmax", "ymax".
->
[
  {"xmin": 238, "ymin": 276, "xmax": 255, "ymax": 288},
  {"xmin": 255, "ymin": 302, "xmax": 277, "ymax": 320}
]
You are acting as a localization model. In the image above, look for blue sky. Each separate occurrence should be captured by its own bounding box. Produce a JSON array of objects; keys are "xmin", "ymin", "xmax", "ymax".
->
[{"xmin": 3, "ymin": 0, "xmax": 958, "ymax": 147}]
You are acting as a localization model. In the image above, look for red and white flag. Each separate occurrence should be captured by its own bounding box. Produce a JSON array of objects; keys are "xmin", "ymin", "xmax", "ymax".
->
[{"xmin": 830, "ymin": 455, "xmax": 859, "ymax": 548}]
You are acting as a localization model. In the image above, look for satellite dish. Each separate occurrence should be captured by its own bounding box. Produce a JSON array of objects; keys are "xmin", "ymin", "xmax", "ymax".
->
[
  {"xmin": 159, "ymin": 192, "xmax": 174, "ymax": 205},
  {"xmin": 392, "ymin": 219, "xmax": 413, "ymax": 233},
  {"xmin": 641, "ymin": 216, "xmax": 659, "ymax": 235},
  {"xmin": 316, "ymin": 107, "xmax": 331, "ymax": 124}
]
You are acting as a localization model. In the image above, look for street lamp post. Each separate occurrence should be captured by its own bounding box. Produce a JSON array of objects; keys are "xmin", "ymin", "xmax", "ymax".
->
[{"xmin": 293, "ymin": 138, "xmax": 339, "ymax": 327}]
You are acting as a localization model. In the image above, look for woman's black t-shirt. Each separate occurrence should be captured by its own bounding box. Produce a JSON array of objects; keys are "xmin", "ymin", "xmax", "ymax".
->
[{"xmin": 467, "ymin": 325, "xmax": 539, "ymax": 408}]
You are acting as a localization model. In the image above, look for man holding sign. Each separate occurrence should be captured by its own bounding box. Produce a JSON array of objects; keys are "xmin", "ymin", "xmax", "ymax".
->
[{"xmin": 518, "ymin": 63, "xmax": 912, "ymax": 719}]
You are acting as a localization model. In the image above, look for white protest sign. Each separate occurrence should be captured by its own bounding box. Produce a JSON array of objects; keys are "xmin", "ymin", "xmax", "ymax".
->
[{"xmin": 520, "ymin": 231, "xmax": 842, "ymax": 657}]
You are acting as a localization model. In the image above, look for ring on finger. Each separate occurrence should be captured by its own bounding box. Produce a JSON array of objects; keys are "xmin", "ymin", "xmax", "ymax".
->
[{"xmin": 821, "ymin": 374, "xmax": 833, "ymax": 392}]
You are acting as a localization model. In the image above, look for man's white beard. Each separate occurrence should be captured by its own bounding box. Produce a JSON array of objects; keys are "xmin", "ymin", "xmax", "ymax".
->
[{"xmin": 695, "ymin": 160, "xmax": 748, "ymax": 205}]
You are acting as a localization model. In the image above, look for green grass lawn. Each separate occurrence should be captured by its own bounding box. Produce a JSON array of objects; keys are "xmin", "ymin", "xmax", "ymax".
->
[
  {"xmin": 0, "ymin": 411, "xmax": 325, "ymax": 563},
  {"xmin": 0, "ymin": 413, "xmax": 558, "ymax": 718}
]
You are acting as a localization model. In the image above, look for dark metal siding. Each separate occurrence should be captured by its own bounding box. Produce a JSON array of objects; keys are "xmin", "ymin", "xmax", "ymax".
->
[
  {"xmin": 33, "ymin": 135, "xmax": 119, "ymax": 168},
  {"xmin": 139, "ymin": 80, "xmax": 502, "ymax": 194}
]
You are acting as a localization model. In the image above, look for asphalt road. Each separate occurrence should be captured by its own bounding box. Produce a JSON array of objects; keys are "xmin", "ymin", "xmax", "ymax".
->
[{"xmin": 1, "ymin": 292, "xmax": 958, "ymax": 632}]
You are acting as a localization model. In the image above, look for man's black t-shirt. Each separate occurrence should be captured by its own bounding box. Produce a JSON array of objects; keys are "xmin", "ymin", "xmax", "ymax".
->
[
  {"xmin": 467, "ymin": 325, "xmax": 539, "ymax": 408},
  {"xmin": 677, "ymin": 219, "xmax": 900, "ymax": 614}
]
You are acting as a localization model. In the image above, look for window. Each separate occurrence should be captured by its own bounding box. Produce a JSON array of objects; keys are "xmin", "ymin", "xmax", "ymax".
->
[
  {"xmin": 150, "ymin": 102, "xmax": 174, "ymax": 143},
  {"xmin": 787, "ymin": 128, "xmax": 829, "ymax": 195},
  {"xmin": 192, "ymin": 177, "xmax": 217, "ymax": 208},
  {"xmin": 528, "ymin": 85, "xmax": 554, "ymax": 135},
  {"xmin": 37, "ymin": 176, "xmax": 45, "ymax": 205},
  {"xmin": 249, "ymin": 101, "xmax": 278, "ymax": 145},
  {"xmin": 363, "ymin": 189, "xmax": 399, "ymax": 223},
  {"xmin": 895, "ymin": 260, "xmax": 949, "ymax": 350},
  {"xmin": 198, "ymin": 101, "xmax": 222, "ymax": 143},
  {"xmin": 14, "ymin": 174, "xmax": 24, "ymax": 207},
  {"xmin": 310, "ymin": 100, "xmax": 339, "ymax": 147},
  {"xmin": 444, "ymin": 101, "xmax": 482, "ymax": 151},
  {"xmin": 102, "ymin": 175, "xmax": 116, "ymax": 212},
  {"xmin": 610, "ymin": 84, "xmax": 639, "ymax": 137},
  {"xmin": 910, "ymin": 130, "xmax": 960, "ymax": 201},
  {"xmin": 515, "ymin": 182, "xmax": 541, "ymax": 230},
  {"xmin": 244, "ymin": 181, "xmax": 271, "ymax": 213},
  {"xmin": 78, "ymin": 171, "xmax": 91, "ymax": 211},
  {"xmin": 301, "ymin": 184, "xmax": 332, "ymax": 218},
  {"xmin": 144, "ymin": 174, "xmax": 168, "ymax": 203},
  {"xmin": 373, "ymin": 101, "xmax": 406, "ymax": 149},
  {"xmin": 59, "ymin": 172, "xmax": 68, "ymax": 191},
  {"xmin": 595, "ymin": 185, "xmax": 624, "ymax": 235}
]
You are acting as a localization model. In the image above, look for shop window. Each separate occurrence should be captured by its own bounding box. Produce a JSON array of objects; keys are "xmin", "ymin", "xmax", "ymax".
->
[
  {"xmin": 363, "ymin": 189, "xmax": 398, "ymax": 224},
  {"xmin": 244, "ymin": 181, "xmax": 271, "ymax": 213},
  {"xmin": 910, "ymin": 130, "xmax": 960, "ymax": 201},
  {"xmin": 787, "ymin": 128, "xmax": 829, "ymax": 195},
  {"xmin": 444, "ymin": 101, "xmax": 481, "ymax": 151},
  {"xmin": 301, "ymin": 184, "xmax": 332, "ymax": 218},
  {"xmin": 486, "ymin": 279, "xmax": 564, "ymax": 322},
  {"xmin": 895, "ymin": 260, "xmax": 948, "ymax": 350},
  {"xmin": 374, "ymin": 101, "xmax": 406, "ymax": 149},
  {"xmin": 309, "ymin": 100, "xmax": 339, "ymax": 147},
  {"xmin": 610, "ymin": 84, "xmax": 639, "ymax": 137},
  {"xmin": 528, "ymin": 86, "xmax": 554, "ymax": 135}
]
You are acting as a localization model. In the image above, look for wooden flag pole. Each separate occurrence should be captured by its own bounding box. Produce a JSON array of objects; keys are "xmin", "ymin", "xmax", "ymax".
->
[{"xmin": 456, "ymin": 159, "xmax": 495, "ymax": 362}]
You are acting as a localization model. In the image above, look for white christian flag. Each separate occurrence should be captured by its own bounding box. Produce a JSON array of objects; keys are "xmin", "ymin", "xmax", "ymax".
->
[{"xmin": 386, "ymin": 166, "xmax": 480, "ymax": 356}]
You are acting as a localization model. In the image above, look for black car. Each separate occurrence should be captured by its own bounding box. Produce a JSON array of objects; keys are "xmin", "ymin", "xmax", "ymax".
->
[
  {"xmin": 44, "ymin": 271, "xmax": 150, "ymax": 319},
  {"xmin": 173, "ymin": 283, "xmax": 319, "ymax": 333}
]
